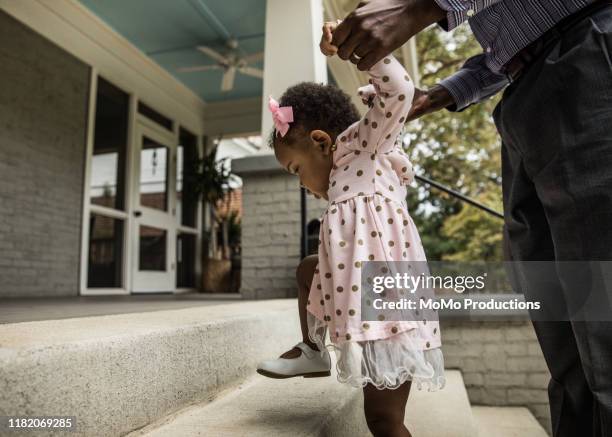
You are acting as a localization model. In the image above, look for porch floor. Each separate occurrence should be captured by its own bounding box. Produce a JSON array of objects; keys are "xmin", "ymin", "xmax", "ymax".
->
[{"xmin": 0, "ymin": 292, "xmax": 244, "ymax": 325}]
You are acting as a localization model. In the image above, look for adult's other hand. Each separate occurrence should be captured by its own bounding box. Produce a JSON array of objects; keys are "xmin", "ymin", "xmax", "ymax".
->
[
  {"xmin": 407, "ymin": 85, "xmax": 455, "ymax": 122},
  {"xmin": 332, "ymin": 0, "xmax": 446, "ymax": 71}
]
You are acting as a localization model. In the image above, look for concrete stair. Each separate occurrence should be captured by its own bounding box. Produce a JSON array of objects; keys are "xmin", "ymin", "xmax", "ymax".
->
[
  {"xmin": 473, "ymin": 406, "xmax": 549, "ymax": 437},
  {"xmin": 127, "ymin": 368, "xmax": 475, "ymax": 437},
  {"xmin": 0, "ymin": 299, "xmax": 549, "ymax": 437},
  {"xmin": 0, "ymin": 299, "xmax": 300, "ymax": 436}
]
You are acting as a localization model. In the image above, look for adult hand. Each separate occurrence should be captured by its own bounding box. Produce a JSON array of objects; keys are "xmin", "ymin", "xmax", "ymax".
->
[
  {"xmin": 332, "ymin": 0, "xmax": 446, "ymax": 71},
  {"xmin": 407, "ymin": 85, "xmax": 455, "ymax": 122}
]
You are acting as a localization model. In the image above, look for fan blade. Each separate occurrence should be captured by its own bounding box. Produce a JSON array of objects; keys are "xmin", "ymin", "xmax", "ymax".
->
[
  {"xmin": 239, "ymin": 66, "xmax": 264, "ymax": 79},
  {"xmin": 177, "ymin": 64, "xmax": 221, "ymax": 73},
  {"xmin": 242, "ymin": 51, "xmax": 264, "ymax": 64},
  {"xmin": 221, "ymin": 67, "xmax": 236, "ymax": 91},
  {"xmin": 196, "ymin": 46, "xmax": 228, "ymax": 63}
]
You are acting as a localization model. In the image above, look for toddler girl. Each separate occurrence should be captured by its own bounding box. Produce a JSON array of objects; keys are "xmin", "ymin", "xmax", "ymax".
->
[{"xmin": 257, "ymin": 20, "xmax": 445, "ymax": 436}]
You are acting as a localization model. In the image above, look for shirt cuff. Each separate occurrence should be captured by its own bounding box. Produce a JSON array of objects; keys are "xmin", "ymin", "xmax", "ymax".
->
[{"xmin": 437, "ymin": 70, "xmax": 481, "ymax": 112}]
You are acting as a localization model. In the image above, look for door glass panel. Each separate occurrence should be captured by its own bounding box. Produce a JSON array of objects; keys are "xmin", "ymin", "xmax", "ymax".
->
[
  {"xmin": 88, "ymin": 214, "xmax": 124, "ymax": 287},
  {"xmin": 177, "ymin": 128, "xmax": 198, "ymax": 227},
  {"xmin": 139, "ymin": 225, "xmax": 167, "ymax": 271},
  {"xmin": 140, "ymin": 137, "xmax": 169, "ymax": 211},
  {"xmin": 90, "ymin": 78, "xmax": 128, "ymax": 210},
  {"xmin": 177, "ymin": 233, "xmax": 196, "ymax": 288}
]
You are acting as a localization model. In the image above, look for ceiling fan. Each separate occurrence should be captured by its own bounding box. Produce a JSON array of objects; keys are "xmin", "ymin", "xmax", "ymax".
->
[{"xmin": 177, "ymin": 38, "xmax": 264, "ymax": 92}]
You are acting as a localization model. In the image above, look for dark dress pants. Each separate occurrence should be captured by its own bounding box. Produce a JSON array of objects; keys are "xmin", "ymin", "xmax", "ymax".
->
[{"xmin": 492, "ymin": 6, "xmax": 612, "ymax": 437}]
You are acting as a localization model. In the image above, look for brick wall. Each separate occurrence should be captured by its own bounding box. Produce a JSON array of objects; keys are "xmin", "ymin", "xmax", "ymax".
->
[
  {"xmin": 239, "ymin": 170, "xmax": 326, "ymax": 299},
  {"xmin": 0, "ymin": 11, "xmax": 90, "ymax": 297},
  {"xmin": 441, "ymin": 320, "xmax": 552, "ymax": 435}
]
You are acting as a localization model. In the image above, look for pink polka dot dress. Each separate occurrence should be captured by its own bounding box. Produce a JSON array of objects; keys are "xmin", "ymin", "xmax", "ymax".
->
[{"xmin": 306, "ymin": 55, "xmax": 445, "ymax": 391}]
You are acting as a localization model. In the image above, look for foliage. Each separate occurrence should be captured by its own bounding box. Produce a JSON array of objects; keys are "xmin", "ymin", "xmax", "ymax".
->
[
  {"xmin": 405, "ymin": 24, "xmax": 504, "ymax": 261},
  {"xmin": 184, "ymin": 144, "xmax": 234, "ymax": 259},
  {"xmin": 187, "ymin": 144, "xmax": 233, "ymax": 205}
]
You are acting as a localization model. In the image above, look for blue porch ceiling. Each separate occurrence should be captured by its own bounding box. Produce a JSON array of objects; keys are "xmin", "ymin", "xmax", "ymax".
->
[{"xmin": 79, "ymin": 0, "xmax": 267, "ymax": 102}]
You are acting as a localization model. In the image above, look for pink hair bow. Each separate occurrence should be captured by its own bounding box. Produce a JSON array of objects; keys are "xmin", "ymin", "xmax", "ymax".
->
[{"xmin": 268, "ymin": 96, "xmax": 294, "ymax": 137}]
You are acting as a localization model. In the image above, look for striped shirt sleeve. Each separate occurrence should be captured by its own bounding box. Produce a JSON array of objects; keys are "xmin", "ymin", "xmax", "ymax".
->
[
  {"xmin": 433, "ymin": 0, "xmax": 503, "ymax": 31},
  {"xmin": 438, "ymin": 53, "xmax": 509, "ymax": 111}
]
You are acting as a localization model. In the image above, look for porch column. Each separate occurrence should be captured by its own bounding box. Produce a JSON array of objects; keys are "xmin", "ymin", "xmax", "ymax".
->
[
  {"xmin": 259, "ymin": 0, "xmax": 327, "ymax": 146},
  {"xmin": 232, "ymin": 0, "xmax": 327, "ymax": 299}
]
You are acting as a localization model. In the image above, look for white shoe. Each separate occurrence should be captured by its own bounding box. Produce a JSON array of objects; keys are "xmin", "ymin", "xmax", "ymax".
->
[{"xmin": 256, "ymin": 341, "xmax": 331, "ymax": 379}]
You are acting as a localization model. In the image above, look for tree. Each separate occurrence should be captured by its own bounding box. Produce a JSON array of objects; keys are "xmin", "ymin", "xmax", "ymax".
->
[{"xmin": 405, "ymin": 24, "xmax": 504, "ymax": 261}]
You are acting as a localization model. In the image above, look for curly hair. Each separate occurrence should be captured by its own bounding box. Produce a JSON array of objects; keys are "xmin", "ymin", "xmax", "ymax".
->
[{"xmin": 268, "ymin": 82, "xmax": 360, "ymax": 149}]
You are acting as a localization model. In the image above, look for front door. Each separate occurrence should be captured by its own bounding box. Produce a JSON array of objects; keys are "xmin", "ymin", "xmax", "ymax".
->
[{"xmin": 131, "ymin": 122, "xmax": 176, "ymax": 292}]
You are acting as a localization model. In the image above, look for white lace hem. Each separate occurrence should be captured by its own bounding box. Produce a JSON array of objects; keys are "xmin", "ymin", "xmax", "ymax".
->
[{"xmin": 307, "ymin": 311, "xmax": 446, "ymax": 391}]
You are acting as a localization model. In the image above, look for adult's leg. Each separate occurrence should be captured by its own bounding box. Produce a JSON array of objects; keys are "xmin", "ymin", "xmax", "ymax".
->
[
  {"xmin": 494, "ymin": 7, "xmax": 612, "ymax": 435},
  {"xmin": 363, "ymin": 381, "xmax": 412, "ymax": 437},
  {"xmin": 496, "ymin": 130, "xmax": 593, "ymax": 437},
  {"xmin": 280, "ymin": 254, "xmax": 320, "ymax": 358}
]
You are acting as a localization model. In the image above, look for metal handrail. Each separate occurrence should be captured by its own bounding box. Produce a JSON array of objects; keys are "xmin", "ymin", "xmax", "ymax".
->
[{"xmin": 415, "ymin": 174, "xmax": 504, "ymax": 220}]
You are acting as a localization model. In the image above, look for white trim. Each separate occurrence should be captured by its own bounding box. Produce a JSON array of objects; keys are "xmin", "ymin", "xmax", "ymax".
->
[
  {"xmin": 123, "ymin": 93, "xmax": 139, "ymax": 294},
  {"xmin": 89, "ymin": 205, "xmax": 129, "ymax": 220},
  {"xmin": 130, "ymin": 120, "xmax": 178, "ymax": 293},
  {"xmin": 0, "ymin": 0, "xmax": 205, "ymax": 134},
  {"xmin": 81, "ymin": 288, "xmax": 130, "ymax": 296},
  {"xmin": 79, "ymin": 68, "xmax": 99, "ymax": 295}
]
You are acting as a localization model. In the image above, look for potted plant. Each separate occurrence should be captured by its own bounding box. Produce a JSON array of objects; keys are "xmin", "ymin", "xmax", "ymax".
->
[{"xmin": 184, "ymin": 141, "xmax": 237, "ymax": 293}]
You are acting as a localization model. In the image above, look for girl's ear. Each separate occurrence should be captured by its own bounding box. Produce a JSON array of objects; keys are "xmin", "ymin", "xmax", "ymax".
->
[{"xmin": 309, "ymin": 129, "xmax": 333, "ymax": 155}]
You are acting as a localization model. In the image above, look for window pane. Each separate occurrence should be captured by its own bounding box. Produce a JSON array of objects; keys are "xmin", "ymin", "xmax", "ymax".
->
[
  {"xmin": 177, "ymin": 233, "xmax": 196, "ymax": 288},
  {"xmin": 138, "ymin": 101, "xmax": 173, "ymax": 131},
  {"xmin": 307, "ymin": 219, "xmax": 320, "ymax": 256},
  {"xmin": 177, "ymin": 128, "xmax": 198, "ymax": 227},
  {"xmin": 140, "ymin": 137, "xmax": 169, "ymax": 211},
  {"xmin": 88, "ymin": 214, "xmax": 124, "ymax": 288},
  {"xmin": 90, "ymin": 77, "xmax": 128, "ymax": 210},
  {"xmin": 139, "ymin": 225, "xmax": 167, "ymax": 271}
]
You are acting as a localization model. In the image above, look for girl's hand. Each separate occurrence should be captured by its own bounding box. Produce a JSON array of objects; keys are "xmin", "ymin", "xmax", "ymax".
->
[{"xmin": 320, "ymin": 20, "xmax": 341, "ymax": 57}]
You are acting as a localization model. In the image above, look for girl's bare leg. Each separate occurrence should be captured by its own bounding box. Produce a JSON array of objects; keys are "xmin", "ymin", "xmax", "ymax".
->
[
  {"xmin": 363, "ymin": 381, "xmax": 412, "ymax": 437},
  {"xmin": 279, "ymin": 254, "xmax": 321, "ymax": 358}
]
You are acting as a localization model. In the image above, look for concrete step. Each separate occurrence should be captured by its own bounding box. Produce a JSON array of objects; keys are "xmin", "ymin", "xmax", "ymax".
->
[
  {"xmin": 127, "ymin": 369, "xmax": 474, "ymax": 437},
  {"xmin": 405, "ymin": 370, "xmax": 478, "ymax": 437},
  {"xmin": 472, "ymin": 406, "xmax": 548, "ymax": 437},
  {"xmin": 0, "ymin": 299, "xmax": 301, "ymax": 437},
  {"xmin": 127, "ymin": 370, "xmax": 368, "ymax": 437}
]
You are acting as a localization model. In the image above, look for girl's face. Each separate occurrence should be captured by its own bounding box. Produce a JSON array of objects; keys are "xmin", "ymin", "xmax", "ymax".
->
[{"xmin": 274, "ymin": 129, "xmax": 335, "ymax": 200}]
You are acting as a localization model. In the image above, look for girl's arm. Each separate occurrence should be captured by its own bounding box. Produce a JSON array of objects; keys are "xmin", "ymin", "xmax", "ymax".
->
[
  {"xmin": 321, "ymin": 21, "xmax": 415, "ymax": 153},
  {"xmin": 352, "ymin": 54, "xmax": 415, "ymax": 154}
]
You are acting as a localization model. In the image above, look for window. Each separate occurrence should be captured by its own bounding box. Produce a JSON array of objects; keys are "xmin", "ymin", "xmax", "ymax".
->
[
  {"xmin": 88, "ymin": 214, "xmax": 124, "ymax": 287},
  {"xmin": 139, "ymin": 225, "xmax": 167, "ymax": 271},
  {"xmin": 177, "ymin": 128, "xmax": 199, "ymax": 227},
  {"xmin": 89, "ymin": 78, "xmax": 128, "ymax": 210},
  {"xmin": 87, "ymin": 77, "xmax": 130, "ymax": 288},
  {"xmin": 139, "ymin": 137, "xmax": 169, "ymax": 211},
  {"xmin": 177, "ymin": 233, "xmax": 196, "ymax": 288},
  {"xmin": 138, "ymin": 101, "xmax": 173, "ymax": 131}
]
